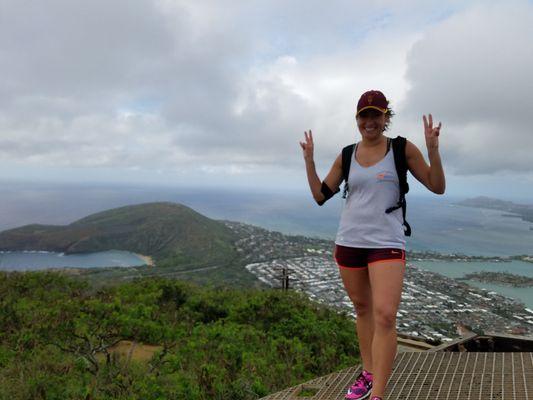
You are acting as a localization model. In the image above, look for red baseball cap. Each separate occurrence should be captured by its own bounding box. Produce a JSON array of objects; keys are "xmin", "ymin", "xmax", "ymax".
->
[{"xmin": 356, "ymin": 90, "xmax": 389, "ymax": 115}]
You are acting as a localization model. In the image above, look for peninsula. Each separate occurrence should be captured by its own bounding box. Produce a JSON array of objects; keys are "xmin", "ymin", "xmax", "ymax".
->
[
  {"xmin": 456, "ymin": 196, "xmax": 533, "ymax": 224},
  {"xmin": 458, "ymin": 271, "xmax": 533, "ymax": 287}
]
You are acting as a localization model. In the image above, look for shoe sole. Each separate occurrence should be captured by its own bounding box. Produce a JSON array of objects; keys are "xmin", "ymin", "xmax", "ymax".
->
[{"xmin": 345, "ymin": 390, "xmax": 372, "ymax": 400}]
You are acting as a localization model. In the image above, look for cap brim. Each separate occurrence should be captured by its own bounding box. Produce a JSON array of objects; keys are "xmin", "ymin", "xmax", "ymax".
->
[{"xmin": 356, "ymin": 106, "xmax": 387, "ymax": 115}]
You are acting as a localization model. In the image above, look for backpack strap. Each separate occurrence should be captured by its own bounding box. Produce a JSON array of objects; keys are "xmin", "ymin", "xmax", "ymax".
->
[
  {"xmin": 341, "ymin": 143, "xmax": 356, "ymax": 198},
  {"xmin": 392, "ymin": 136, "xmax": 409, "ymax": 196},
  {"xmin": 386, "ymin": 136, "xmax": 411, "ymax": 236}
]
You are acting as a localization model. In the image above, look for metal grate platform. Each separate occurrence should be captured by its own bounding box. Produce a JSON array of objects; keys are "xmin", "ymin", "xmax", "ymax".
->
[{"xmin": 260, "ymin": 352, "xmax": 533, "ymax": 400}]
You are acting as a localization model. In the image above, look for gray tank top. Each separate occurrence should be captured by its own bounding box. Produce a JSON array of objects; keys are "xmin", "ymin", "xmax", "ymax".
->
[{"xmin": 335, "ymin": 141, "xmax": 406, "ymax": 249}]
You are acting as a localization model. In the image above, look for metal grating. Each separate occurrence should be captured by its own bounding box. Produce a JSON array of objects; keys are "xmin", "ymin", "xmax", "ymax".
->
[{"xmin": 260, "ymin": 352, "xmax": 533, "ymax": 400}]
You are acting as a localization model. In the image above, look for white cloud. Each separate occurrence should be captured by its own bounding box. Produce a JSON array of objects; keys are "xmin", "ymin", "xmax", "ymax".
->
[
  {"xmin": 399, "ymin": 1, "xmax": 533, "ymax": 174},
  {"xmin": 0, "ymin": 0, "xmax": 531, "ymax": 195}
]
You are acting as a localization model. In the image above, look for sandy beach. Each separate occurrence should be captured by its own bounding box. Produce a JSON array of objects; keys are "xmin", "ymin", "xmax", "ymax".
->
[{"xmin": 136, "ymin": 254, "xmax": 155, "ymax": 267}]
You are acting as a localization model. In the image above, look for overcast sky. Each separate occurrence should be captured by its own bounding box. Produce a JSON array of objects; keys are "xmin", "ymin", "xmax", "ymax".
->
[{"xmin": 1, "ymin": 0, "xmax": 532, "ymax": 200}]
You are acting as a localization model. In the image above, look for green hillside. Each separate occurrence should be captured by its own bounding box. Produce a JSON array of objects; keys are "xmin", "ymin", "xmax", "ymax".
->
[
  {"xmin": 0, "ymin": 202, "xmax": 239, "ymax": 267},
  {"xmin": 0, "ymin": 271, "xmax": 360, "ymax": 400}
]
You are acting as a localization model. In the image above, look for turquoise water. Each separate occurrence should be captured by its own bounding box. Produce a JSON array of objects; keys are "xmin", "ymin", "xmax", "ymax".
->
[
  {"xmin": 0, "ymin": 250, "xmax": 147, "ymax": 271},
  {"xmin": 413, "ymin": 260, "xmax": 533, "ymax": 308}
]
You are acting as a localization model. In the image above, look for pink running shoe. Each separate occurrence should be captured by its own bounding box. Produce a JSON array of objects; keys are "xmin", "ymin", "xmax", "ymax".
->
[
  {"xmin": 370, "ymin": 397, "xmax": 382, "ymax": 400},
  {"xmin": 345, "ymin": 370, "xmax": 373, "ymax": 400}
]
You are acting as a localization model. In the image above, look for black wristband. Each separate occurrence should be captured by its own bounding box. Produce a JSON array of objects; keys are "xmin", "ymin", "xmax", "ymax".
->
[{"xmin": 317, "ymin": 181, "xmax": 336, "ymax": 206}]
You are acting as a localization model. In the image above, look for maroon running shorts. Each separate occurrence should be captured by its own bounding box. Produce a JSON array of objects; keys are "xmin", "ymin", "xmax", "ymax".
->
[{"xmin": 334, "ymin": 245, "xmax": 406, "ymax": 269}]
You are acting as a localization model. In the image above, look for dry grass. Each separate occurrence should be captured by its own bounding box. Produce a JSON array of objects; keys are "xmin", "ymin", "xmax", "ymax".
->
[{"xmin": 96, "ymin": 340, "xmax": 163, "ymax": 362}]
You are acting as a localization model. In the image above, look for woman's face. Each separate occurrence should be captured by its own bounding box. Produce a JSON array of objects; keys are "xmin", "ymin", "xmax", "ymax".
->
[{"xmin": 356, "ymin": 109, "xmax": 388, "ymax": 139}]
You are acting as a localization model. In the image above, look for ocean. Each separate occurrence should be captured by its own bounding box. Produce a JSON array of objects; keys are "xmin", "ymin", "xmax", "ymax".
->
[{"xmin": 171, "ymin": 189, "xmax": 533, "ymax": 257}]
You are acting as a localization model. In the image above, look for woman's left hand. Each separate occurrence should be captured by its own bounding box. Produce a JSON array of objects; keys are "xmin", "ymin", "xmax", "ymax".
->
[{"xmin": 423, "ymin": 114, "xmax": 441, "ymax": 151}]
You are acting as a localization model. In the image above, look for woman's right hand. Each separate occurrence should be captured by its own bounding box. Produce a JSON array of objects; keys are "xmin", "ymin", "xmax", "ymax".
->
[{"xmin": 299, "ymin": 130, "xmax": 314, "ymax": 161}]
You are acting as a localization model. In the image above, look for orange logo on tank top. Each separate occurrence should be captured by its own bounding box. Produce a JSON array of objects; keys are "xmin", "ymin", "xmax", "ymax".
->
[{"xmin": 376, "ymin": 171, "xmax": 395, "ymax": 182}]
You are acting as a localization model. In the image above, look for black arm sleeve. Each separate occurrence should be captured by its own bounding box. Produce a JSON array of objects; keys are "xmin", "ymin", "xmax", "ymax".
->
[{"xmin": 316, "ymin": 181, "xmax": 339, "ymax": 206}]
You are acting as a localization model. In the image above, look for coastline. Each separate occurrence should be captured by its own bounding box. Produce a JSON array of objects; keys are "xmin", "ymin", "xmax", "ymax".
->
[
  {"xmin": 135, "ymin": 253, "xmax": 155, "ymax": 267},
  {"xmin": 412, "ymin": 259, "xmax": 533, "ymax": 308}
]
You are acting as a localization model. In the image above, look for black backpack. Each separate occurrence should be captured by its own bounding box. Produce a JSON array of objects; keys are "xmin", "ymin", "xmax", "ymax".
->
[{"xmin": 341, "ymin": 136, "xmax": 411, "ymax": 236}]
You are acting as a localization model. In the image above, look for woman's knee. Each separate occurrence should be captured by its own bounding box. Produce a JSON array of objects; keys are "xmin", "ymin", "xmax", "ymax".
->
[
  {"xmin": 373, "ymin": 306, "xmax": 397, "ymax": 329},
  {"xmin": 349, "ymin": 296, "xmax": 372, "ymax": 316}
]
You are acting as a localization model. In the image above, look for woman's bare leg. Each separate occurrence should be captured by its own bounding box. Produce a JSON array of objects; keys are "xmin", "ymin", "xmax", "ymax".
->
[
  {"xmin": 338, "ymin": 266, "xmax": 374, "ymax": 372},
  {"xmin": 367, "ymin": 261, "xmax": 405, "ymax": 398}
]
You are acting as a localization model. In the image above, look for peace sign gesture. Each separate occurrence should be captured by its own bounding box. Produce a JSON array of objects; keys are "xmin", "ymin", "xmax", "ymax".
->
[
  {"xmin": 423, "ymin": 114, "xmax": 441, "ymax": 151},
  {"xmin": 299, "ymin": 130, "xmax": 314, "ymax": 161}
]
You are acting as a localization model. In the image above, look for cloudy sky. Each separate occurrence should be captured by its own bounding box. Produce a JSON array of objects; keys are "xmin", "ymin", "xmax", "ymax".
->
[{"xmin": 1, "ymin": 0, "xmax": 533, "ymax": 199}]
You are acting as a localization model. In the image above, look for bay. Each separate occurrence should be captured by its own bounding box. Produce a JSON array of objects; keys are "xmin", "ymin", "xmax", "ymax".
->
[
  {"xmin": 0, "ymin": 250, "xmax": 147, "ymax": 271},
  {"xmin": 412, "ymin": 260, "xmax": 533, "ymax": 308}
]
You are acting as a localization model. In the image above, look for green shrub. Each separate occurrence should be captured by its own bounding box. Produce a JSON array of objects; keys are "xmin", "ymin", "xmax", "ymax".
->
[{"xmin": 0, "ymin": 271, "xmax": 360, "ymax": 399}]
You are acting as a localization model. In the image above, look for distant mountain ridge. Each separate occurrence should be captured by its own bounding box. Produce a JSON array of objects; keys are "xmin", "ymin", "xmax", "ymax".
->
[
  {"xmin": 0, "ymin": 202, "xmax": 239, "ymax": 266},
  {"xmin": 456, "ymin": 196, "xmax": 533, "ymax": 223}
]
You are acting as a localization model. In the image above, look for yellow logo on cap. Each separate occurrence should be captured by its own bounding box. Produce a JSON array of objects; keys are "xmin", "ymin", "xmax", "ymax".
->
[{"xmin": 367, "ymin": 94, "xmax": 374, "ymax": 104}]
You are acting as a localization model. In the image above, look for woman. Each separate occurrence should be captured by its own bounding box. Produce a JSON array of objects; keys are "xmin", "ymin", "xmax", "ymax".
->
[{"xmin": 299, "ymin": 90, "xmax": 445, "ymax": 400}]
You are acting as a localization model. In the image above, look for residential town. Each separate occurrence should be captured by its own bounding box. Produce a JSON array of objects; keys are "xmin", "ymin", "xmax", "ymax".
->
[
  {"xmin": 245, "ymin": 252, "xmax": 533, "ymax": 341},
  {"xmin": 226, "ymin": 220, "xmax": 533, "ymax": 341}
]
